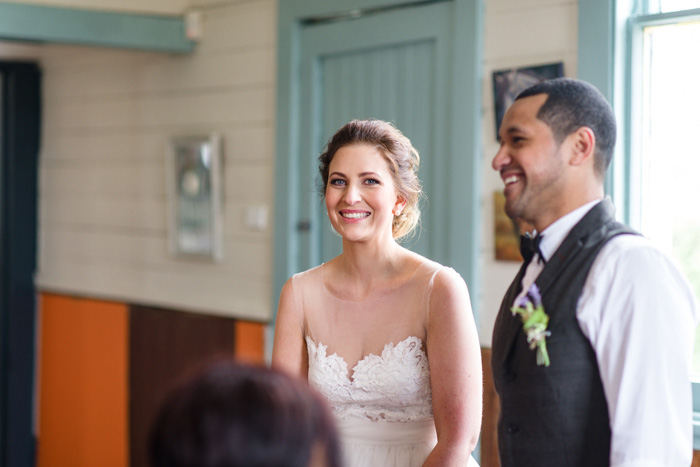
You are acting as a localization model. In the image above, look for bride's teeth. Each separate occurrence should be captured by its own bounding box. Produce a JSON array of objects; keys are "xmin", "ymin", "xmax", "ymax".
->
[
  {"xmin": 504, "ymin": 175, "xmax": 520, "ymax": 185},
  {"xmin": 342, "ymin": 212, "xmax": 370, "ymax": 219}
]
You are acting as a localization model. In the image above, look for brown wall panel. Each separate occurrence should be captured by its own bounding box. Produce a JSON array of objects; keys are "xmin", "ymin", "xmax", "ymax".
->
[
  {"xmin": 481, "ymin": 347, "xmax": 500, "ymax": 467},
  {"xmin": 129, "ymin": 305, "xmax": 235, "ymax": 467},
  {"xmin": 37, "ymin": 293, "xmax": 129, "ymax": 467}
]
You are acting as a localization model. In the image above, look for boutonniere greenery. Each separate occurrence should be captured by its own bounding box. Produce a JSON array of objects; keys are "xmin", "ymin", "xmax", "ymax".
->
[{"xmin": 511, "ymin": 284, "xmax": 551, "ymax": 367}]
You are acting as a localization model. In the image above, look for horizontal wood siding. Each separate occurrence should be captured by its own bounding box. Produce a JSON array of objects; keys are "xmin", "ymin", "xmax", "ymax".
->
[{"xmin": 34, "ymin": 0, "xmax": 276, "ymax": 322}]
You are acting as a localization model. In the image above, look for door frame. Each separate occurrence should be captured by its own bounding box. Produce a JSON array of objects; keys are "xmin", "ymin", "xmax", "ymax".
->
[
  {"xmin": 0, "ymin": 61, "xmax": 41, "ymax": 467},
  {"xmin": 273, "ymin": 0, "xmax": 483, "ymax": 315}
]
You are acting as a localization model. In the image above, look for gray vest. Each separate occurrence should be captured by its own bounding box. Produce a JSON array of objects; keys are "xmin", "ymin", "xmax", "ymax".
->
[{"xmin": 491, "ymin": 199, "xmax": 637, "ymax": 467}]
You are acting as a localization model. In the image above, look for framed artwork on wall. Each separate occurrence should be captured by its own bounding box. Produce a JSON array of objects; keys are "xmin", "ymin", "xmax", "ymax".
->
[
  {"xmin": 167, "ymin": 134, "xmax": 224, "ymax": 261},
  {"xmin": 492, "ymin": 62, "xmax": 564, "ymax": 140},
  {"xmin": 493, "ymin": 191, "xmax": 535, "ymax": 262}
]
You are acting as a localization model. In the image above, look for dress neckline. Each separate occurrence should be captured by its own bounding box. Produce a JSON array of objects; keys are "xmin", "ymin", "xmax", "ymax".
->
[{"xmin": 305, "ymin": 335, "xmax": 425, "ymax": 383}]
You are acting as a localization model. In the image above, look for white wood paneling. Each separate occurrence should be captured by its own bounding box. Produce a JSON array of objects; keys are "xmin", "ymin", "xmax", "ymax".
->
[{"xmin": 34, "ymin": 0, "xmax": 277, "ymax": 321}]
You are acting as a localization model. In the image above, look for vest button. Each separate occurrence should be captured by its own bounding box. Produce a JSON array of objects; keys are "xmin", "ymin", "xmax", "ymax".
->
[{"xmin": 507, "ymin": 423, "xmax": 519, "ymax": 434}]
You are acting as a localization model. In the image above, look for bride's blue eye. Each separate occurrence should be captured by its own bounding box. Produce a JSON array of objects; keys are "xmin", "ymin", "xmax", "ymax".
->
[
  {"xmin": 329, "ymin": 178, "xmax": 345, "ymax": 186},
  {"xmin": 364, "ymin": 178, "xmax": 380, "ymax": 185}
]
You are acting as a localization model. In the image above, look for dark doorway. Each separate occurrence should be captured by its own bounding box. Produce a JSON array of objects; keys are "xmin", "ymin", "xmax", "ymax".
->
[{"xmin": 0, "ymin": 61, "xmax": 41, "ymax": 467}]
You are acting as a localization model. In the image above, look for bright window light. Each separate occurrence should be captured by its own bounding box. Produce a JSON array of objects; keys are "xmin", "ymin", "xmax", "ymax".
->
[{"xmin": 636, "ymin": 19, "xmax": 700, "ymax": 374}]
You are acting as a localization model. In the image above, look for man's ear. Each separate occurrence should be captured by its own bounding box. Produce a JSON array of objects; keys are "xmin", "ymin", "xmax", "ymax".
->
[{"xmin": 569, "ymin": 126, "xmax": 596, "ymax": 167}]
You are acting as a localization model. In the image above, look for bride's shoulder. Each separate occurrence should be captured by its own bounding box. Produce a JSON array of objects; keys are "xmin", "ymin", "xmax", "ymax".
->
[
  {"xmin": 292, "ymin": 263, "xmax": 324, "ymax": 282},
  {"xmin": 406, "ymin": 254, "xmax": 466, "ymax": 292},
  {"xmin": 405, "ymin": 252, "xmax": 450, "ymax": 278}
]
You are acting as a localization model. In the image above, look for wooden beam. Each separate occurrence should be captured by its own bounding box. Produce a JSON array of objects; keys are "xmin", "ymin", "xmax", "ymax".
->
[{"xmin": 0, "ymin": 3, "xmax": 195, "ymax": 53}]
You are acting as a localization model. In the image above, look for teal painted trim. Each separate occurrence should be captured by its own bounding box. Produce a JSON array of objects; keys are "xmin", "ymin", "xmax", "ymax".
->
[
  {"xmin": 0, "ymin": 3, "xmax": 194, "ymax": 53},
  {"xmin": 630, "ymin": 7, "xmax": 700, "ymax": 25},
  {"xmin": 448, "ymin": 0, "xmax": 483, "ymax": 318},
  {"xmin": 577, "ymin": 0, "xmax": 616, "ymax": 200},
  {"xmin": 272, "ymin": 1, "xmax": 301, "ymax": 329},
  {"xmin": 577, "ymin": 0, "xmax": 614, "ymax": 99},
  {"xmin": 578, "ymin": 0, "xmax": 636, "ymax": 223},
  {"xmin": 284, "ymin": 0, "xmax": 443, "ymax": 20}
]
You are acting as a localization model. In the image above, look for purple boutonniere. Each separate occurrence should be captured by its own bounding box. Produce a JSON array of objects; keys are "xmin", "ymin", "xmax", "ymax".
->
[{"xmin": 511, "ymin": 284, "xmax": 551, "ymax": 367}]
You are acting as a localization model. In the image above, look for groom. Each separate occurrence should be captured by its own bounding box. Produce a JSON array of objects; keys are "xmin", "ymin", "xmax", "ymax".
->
[{"xmin": 490, "ymin": 78, "xmax": 698, "ymax": 466}]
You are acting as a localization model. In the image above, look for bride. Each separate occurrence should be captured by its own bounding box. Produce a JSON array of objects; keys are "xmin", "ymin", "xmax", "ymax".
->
[{"xmin": 272, "ymin": 119, "xmax": 482, "ymax": 466}]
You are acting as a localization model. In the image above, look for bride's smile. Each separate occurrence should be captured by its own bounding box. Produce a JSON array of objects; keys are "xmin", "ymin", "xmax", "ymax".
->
[{"xmin": 325, "ymin": 143, "xmax": 405, "ymax": 243}]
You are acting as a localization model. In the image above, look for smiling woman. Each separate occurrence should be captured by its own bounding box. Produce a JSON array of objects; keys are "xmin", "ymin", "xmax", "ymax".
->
[
  {"xmin": 272, "ymin": 119, "xmax": 483, "ymax": 467},
  {"xmin": 323, "ymin": 144, "xmax": 405, "ymax": 245},
  {"xmin": 318, "ymin": 119, "xmax": 422, "ymax": 242}
]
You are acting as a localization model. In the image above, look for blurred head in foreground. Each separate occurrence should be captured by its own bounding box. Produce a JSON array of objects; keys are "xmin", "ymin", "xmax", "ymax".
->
[{"xmin": 149, "ymin": 360, "xmax": 341, "ymax": 467}]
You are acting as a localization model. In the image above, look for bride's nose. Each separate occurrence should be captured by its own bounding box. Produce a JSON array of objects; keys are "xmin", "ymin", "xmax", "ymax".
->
[{"xmin": 343, "ymin": 184, "xmax": 361, "ymax": 204}]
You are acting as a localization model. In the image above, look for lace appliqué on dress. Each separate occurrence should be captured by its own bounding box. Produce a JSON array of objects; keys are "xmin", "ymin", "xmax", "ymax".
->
[{"xmin": 306, "ymin": 336, "xmax": 433, "ymax": 423}]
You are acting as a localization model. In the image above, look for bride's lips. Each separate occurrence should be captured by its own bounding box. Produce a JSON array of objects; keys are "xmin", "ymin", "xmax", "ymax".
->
[{"xmin": 339, "ymin": 210, "xmax": 370, "ymax": 220}]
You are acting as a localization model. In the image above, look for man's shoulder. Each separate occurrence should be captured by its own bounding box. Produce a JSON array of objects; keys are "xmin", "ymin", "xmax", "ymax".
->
[{"xmin": 594, "ymin": 234, "xmax": 689, "ymax": 285}]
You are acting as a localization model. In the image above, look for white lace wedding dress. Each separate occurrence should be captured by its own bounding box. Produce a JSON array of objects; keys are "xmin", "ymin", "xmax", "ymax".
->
[{"xmin": 291, "ymin": 260, "xmax": 479, "ymax": 467}]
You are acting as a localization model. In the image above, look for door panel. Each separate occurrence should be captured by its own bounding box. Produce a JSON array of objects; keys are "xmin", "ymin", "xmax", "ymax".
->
[{"xmin": 298, "ymin": 2, "xmax": 451, "ymax": 267}]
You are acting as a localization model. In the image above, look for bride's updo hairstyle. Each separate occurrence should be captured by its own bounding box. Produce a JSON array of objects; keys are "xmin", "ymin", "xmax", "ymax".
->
[{"xmin": 319, "ymin": 119, "xmax": 422, "ymax": 240}]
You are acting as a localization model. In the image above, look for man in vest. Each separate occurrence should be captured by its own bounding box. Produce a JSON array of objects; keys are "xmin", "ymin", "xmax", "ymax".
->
[{"xmin": 491, "ymin": 77, "xmax": 699, "ymax": 466}]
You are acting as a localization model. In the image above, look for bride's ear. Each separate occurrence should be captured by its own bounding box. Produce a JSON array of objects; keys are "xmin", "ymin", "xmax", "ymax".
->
[{"xmin": 393, "ymin": 196, "xmax": 407, "ymax": 216}]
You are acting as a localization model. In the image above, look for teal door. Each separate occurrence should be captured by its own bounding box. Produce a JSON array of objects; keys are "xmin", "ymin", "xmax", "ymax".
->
[
  {"xmin": 297, "ymin": 2, "xmax": 452, "ymax": 268},
  {"xmin": 275, "ymin": 0, "xmax": 482, "ymax": 305}
]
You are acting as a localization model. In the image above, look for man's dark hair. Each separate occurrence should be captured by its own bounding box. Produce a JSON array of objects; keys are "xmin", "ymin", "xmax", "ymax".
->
[{"xmin": 516, "ymin": 77, "xmax": 616, "ymax": 177}]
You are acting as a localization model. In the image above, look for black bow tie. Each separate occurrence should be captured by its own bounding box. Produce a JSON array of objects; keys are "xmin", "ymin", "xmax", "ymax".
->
[{"xmin": 520, "ymin": 234, "xmax": 546, "ymax": 265}]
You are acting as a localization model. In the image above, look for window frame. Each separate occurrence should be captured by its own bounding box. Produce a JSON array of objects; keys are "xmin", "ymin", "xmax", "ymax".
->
[
  {"xmin": 579, "ymin": 0, "xmax": 700, "ymax": 450},
  {"xmin": 626, "ymin": 6, "xmax": 700, "ymax": 450}
]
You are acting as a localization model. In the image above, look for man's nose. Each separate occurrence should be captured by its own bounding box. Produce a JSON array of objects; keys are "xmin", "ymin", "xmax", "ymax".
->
[{"xmin": 492, "ymin": 144, "xmax": 510, "ymax": 171}]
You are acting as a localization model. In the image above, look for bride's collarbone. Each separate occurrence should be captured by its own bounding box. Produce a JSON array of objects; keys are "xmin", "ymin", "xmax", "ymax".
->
[{"xmin": 323, "ymin": 267, "xmax": 423, "ymax": 301}]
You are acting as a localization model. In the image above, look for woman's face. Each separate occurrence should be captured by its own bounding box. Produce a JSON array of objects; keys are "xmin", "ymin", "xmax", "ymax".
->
[{"xmin": 325, "ymin": 144, "xmax": 405, "ymax": 244}]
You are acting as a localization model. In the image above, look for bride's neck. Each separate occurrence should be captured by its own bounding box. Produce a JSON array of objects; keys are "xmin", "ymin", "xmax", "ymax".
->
[{"xmin": 337, "ymin": 240, "xmax": 406, "ymax": 280}]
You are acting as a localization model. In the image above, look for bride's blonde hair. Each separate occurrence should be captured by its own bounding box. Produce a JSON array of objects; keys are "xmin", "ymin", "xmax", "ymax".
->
[{"xmin": 318, "ymin": 119, "xmax": 422, "ymax": 240}]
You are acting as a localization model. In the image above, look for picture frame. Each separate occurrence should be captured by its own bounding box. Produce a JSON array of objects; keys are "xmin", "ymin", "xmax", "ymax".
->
[
  {"xmin": 167, "ymin": 134, "xmax": 224, "ymax": 261},
  {"xmin": 493, "ymin": 191, "xmax": 535, "ymax": 262},
  {"xmin": 492, "ymin": 62, "xmax": 564, "ymax": 140}
]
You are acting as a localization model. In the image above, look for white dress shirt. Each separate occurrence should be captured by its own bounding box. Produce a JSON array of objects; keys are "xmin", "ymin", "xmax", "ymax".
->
[{"xmin": 516, "ymin": 198, "xmax": 700, "ymax": 467}]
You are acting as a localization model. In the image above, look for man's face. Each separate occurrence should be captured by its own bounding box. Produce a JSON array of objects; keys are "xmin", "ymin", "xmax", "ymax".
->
[{"xmin": 492, "ymin": 94, "xmax": 569, "ymax": 227}]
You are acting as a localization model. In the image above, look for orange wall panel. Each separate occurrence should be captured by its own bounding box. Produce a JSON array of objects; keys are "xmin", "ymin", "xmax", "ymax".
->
[
  {"xmin": 234, "ymin": 320, "xmax": 266, "ymax": 365},
  {"xmin": 37, "ymin": 293, "xmax": 128, "ymax": 467}
]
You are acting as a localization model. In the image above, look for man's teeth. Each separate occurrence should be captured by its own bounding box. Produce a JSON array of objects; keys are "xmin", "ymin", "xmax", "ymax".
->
[
  {"xmin": 342, "ymin": 212, "xmax": 370, "ymax": 219},
  {"xmin": 504, "ymin": 175, "xmax": 520, "ymax": 185}
]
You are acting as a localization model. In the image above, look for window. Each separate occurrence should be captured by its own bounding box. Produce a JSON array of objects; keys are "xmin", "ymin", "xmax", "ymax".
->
[
  {"xmin": 646, "ymin": 0, "xmax": 700, "ymax": 13},
  {"xmin": 627, "ymin": 4, "xmax": 700, "ymax": 374},
  {"xmin": 580, "ymin": 0, "xmax": 700, "ymax": 449},
  {"xmin": 624, "ymin": 1, "xmax": 700, "ymax": 447}
]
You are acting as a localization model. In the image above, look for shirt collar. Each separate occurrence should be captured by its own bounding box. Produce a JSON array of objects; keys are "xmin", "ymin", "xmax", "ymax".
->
[{"xmin": 538, "ymin": 199, "xmax": 604, "ymax": 262}]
